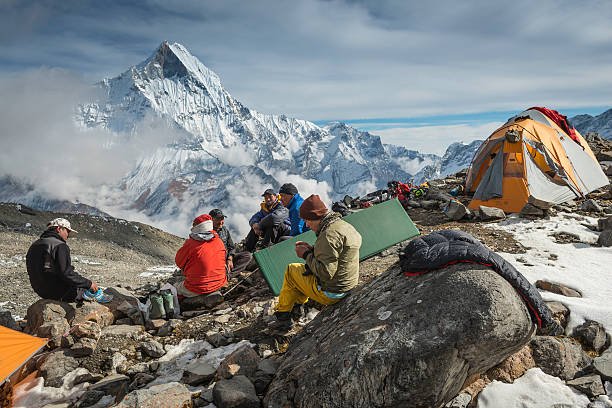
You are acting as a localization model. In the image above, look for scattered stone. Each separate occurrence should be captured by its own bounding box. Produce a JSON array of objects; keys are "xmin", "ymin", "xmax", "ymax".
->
[
  {"xmin": 253, "ymin": 358, "xmax": 280, "ymax": 395},
  {"xmin": 76, "ymin": 390, "xmax": 107, "ymax": 407},
  {"xmin": 573, "ymin": 320, "xmax": 608, "ymax": 353},
  {"xmin": 25, "ymin": 299, "xmax": 73, "ymax": 335},
  {"xmin": 72, "ymin": 302, "xmax": 114, "ymax": 328},
  {"xmin": 479, "ymin": 205, "xmax": 506, "ymax": 221},
  {"xmin": 72, "ymin": 321, "xmax": 102, "ymax": 340},
  {"xmin": 216, "ymin": 344, "xmax": 260, "ymax": 381},
  {"xmin": 181, "ymin": 291, "xmax": 224, "ymax": 311},
  {"xmin": 566, "ymin": 374, "xmax": 605, "ymax": 398},
  {"xmin": 593, "ymin": 348, "xmax": 612, "ymax": 381},
  {"xmin": 598, "ymin": 216, "xmax": 612, "ymax": 232},
  {"xmin": 104, "ymin": 287, "xmax": 143, "ymax": 321},
  {"xmin": 582, "ymin": 199, "xmax": 603, "ymax": 213},
  {"xmin": 598, "ymin": 230, "xmax": 612, "ymax": 247},
  {"xmin": 128, "ymin": 373, "xmax": 155, "ymax": 390},
  {"xmin": 183, "ymin": 359, "xmax": 217, "ymax": 385},
  {"xmin": 111, "ymin": 352, "xmax": 129, "ymax": 374},
  {"xmin": 101, "ymin": 324, "xmax": 144, "ymax": 337},
  {"xmin": 0, "ymin": 309, "xmax": 19, "ymax": 330},
  {"xmin": 206, "ymin": 330, "xmax": 234, "ymax": 347},
  {"xmin": 530, "ymin": 336, "xmax": 592, "ymax": 380},
  {"xmin": 61, "ymin": 334, "xmax": 76, "ymax": 348},
  {"xmin": 147, "ymin": 319, "xmax": 166, "ymax": 331},
  {"xmin": 520, "ymin": 204, "xmax": 545, "ymax": 218},
  {"xmin": 157, "ymin": 319, "xmax": 181, "ymax": 337},
  {"xmin": 536, "ymin": 280, "xmax": 582, "ymax": 297},
  {"xmin": 485, "ymin": 345, "xmax": 536, "ymax": 383},
  {"xmin": 88, "ymin": 374, "xmax": 130, "ymax": 403},
  {"xmin": 546, "ymin": 301, "xmax": 570, "ymax": 330},
  {"xmin": 115, "ymin": 317, "xmax": 132, "ymax": 325},
  {"xmin": 444, "ymin": 200, "xmax": 468, "ymax": 221},
  {"xmin": 444, "ymin": 392, "xmax": 472, "ymax": 408},
  {"xmin": 37, "ymin": 350, "xmax": 79, "ymax": 387},
  {"xmin": 140, "ymin": 340, "xmax": 166, "ymax": 358},
  {"xmin": 125, "ymin": 362, "xmax": 150, "ymax": 376},
  {"xmin": 74, "ymin": 370, "xmax": 104, "ymax": 386},
  {"xmin": 213, "ymin": 375, "xmax": 260, "ymax": 408},
  {"xmin": 117, "ymin": 382, "xmax": 192, "ymax": 408},
  {"xmin": 70, "ymin": 337, "xmax": 98, "ymax": 357}
]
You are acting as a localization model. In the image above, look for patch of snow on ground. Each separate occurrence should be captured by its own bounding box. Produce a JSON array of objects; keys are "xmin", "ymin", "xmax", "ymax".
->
[
  {"xmin": 491, "ymin": 213, "xmax": 612, "ymax": 335},
  {"xmin": 139, "ymin": 265, "xmax": 176, "ymax": 278},
  {"xmin": 12, "ymin": 368, "xmax": 91, "ymax": 407},
  {"xmin": 477, "ymin": 368, "xmax": 591, "ymax": 407}
]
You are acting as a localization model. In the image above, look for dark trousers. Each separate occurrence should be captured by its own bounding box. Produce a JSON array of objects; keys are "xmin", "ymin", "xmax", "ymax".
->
[
  {"xmin": 230, "ymin": 251, "xmax": 253, "ymax": 274},
  {"xmin": 245, "ymin": 224, "xmax": 291, "ymax": 252}
]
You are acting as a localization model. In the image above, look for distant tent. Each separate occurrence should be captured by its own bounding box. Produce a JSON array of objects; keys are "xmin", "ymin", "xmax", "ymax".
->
[
  {"xmin": 0, "ymin": 326, "xmax": 47, "ymax": 385},
  {"xmin": 466, "ymin": 107, "xmax": 609, "ymax": 213}
]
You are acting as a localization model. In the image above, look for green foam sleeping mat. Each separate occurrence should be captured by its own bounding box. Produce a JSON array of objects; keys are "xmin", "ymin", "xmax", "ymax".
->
[{"xmin": 254, "ymin": 198, "xmax": 420, "ymax": 295}]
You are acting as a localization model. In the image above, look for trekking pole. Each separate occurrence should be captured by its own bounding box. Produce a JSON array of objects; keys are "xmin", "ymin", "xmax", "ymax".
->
[{"xmin": 222, "ymin": 267, "xmax": 260, "ymax": 297}]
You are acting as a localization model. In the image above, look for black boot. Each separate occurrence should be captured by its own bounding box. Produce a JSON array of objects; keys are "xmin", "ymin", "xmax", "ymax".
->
[{"xmin": 269, "ymin": 311, "xmax": 294, "ymax": 333}]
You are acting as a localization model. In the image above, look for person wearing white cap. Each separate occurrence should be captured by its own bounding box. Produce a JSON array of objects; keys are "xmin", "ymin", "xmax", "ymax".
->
[{"xmin": 26, "ymin": 218, "xmax": 100, "ymax": 302}]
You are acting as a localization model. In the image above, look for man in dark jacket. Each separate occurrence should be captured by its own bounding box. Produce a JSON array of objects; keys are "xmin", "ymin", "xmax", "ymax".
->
[
  {"xmin": 26, "ymin": 218, "xmax": 99, "ymax": 302},
  {"xmin": 245, "ymin": 189, "xmax": 291, "ymax": 252},
  {"xmin": 209, "ymin": 208, "xmax": 253, "ymax": 274},
  {"xmin": 278, "ymin": 183, "xmax": 309, "ymax": 236}
]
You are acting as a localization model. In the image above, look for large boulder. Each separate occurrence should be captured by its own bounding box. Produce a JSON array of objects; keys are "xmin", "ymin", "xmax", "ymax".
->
[
  {"xmin": 264, "ymin": 264, "xmax": 535, "ymax": 408},
  {"xmin": 25, "ymin": 299, "xmax": 74, "ymax": 335}
]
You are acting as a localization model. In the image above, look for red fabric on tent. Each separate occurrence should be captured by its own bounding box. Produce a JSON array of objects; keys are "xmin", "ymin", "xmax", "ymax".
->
[{"xmin": 529, "ymin": 106, "xmax": 581, "ymax": 145}]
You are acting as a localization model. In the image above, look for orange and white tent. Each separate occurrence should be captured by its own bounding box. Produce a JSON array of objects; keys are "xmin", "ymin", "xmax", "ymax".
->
[
  {"xmin": 466, "ymin": 107, "xmax": 609, "ymax": 213},
  {"xmin": 0, "ymin": 325, "xmax": 47, "ymax": 385}
]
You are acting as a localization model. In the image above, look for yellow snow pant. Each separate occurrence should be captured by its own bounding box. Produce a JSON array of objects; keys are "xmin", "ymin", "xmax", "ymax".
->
[{"xmin": 276, "ymin": 263, "xmax": 340, "ymax": 312}]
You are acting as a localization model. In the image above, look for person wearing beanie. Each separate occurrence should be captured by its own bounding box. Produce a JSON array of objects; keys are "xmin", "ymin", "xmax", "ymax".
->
[
  {"xmin": 244, "ymin": 188, "xmax": 291, "ymax": 252},
  {"xmin": 209, "ymin": 208, "xmax": 253, "ymax": 275},
  {"xmin": 271, "ymin": 194, "xmax": 362, "ymax": 332},
  {"xmin": 174, "ymin": 214, "xmax": 227, "ymax": 297},
  {"xmin": 278, "ymin": 183, "xmax": 309, "ymax": 236},
  {"xmin": 26, "ymin": 218, "xmax": 100, "ymax": 302}
]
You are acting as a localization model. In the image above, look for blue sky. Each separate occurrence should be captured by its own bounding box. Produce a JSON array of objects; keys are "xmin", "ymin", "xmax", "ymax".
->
[{"xmin": 0, "ymin": 0, "xmax": 611, "ymax": 154}]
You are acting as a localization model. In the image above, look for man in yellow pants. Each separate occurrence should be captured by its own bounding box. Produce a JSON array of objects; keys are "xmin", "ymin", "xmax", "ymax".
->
[{"xmin": 271, "ymin": 194, "xmax": 362, "ymax": 332}]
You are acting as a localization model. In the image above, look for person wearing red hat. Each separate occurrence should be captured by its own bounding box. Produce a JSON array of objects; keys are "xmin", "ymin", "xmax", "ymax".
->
[
  {"xmin": 174, "ymin": 214, "xmax": 227, "ymax": 297},
  {"xmin": 271, "ymin": 195, "xmax": 362, "ymax": 332}
]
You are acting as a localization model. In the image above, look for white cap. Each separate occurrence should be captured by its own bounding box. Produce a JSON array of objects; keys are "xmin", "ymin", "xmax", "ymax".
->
[{"xmin": 47, "ymin": 218, "xmax": 78, "ymax": 234}]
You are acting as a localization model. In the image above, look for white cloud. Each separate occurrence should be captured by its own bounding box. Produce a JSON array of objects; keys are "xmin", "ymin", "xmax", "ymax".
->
[{"xmin": 375, "ymin": 122, "xmax": 502, "ymax": 155}]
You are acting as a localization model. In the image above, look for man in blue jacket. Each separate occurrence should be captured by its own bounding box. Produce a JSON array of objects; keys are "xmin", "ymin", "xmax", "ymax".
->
[
  {"xmin": 245, "ymin": 189, "xmax": 291, "ymax": 252},
  {"xmin": 278, "ymin": 183, "xmax": 309, "ymax": 236}
]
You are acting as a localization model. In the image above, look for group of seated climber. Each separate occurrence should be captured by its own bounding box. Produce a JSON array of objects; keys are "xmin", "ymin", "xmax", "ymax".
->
[{"xmin": 24, "ymin": 183, "xmax": 364, "ymax": 333}]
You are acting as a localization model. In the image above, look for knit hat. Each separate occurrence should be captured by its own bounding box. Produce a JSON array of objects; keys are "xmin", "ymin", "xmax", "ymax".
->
[
  {"xmin": 279, "ymin": 183, "xmax": 298, "ymax": 196},
  {"xmin": 48, "ymin": 218, "xmax": 78, "ymax": 233},
  {"xmin": 209, "ymin": 208, "xmax": 226, "ymax": 219},
  {"xmin": 262, "ymin": 188, "xmax": 276, "ymax": 197},
  {"xmin": 191, "ymin": 214, "xmax": 214, "ymax": 234},
  {"xmin": 299, "ymin": 194, "xmax": 329, "ymax": 220}
]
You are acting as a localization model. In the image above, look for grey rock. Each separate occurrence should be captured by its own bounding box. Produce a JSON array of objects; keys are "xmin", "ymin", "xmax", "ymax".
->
[
  {"xmin": 38, "ymin": 350, "xmax": 80, "ymax": 387},
  {"xmin": 444, "ymin": 200, "xmax": 468, "ymax": 221},
  {"xmin": 479, "ymin": 205, "xmax": 506, "ymax": 221},
  {"xmin": 598, "ymin": 230, "xmax": 612, "ymax": 247},
  {"xmin": 103, "ymin": 287, "xmax": 142, "ymax": 321},
  {"xmin": 70, "ymin": 337, "xmax": 98, "ymax": 357},
  {"xmin": 125, "ymin": 362, "xmax": 150, "ymax": 376},
  {"xmin": 88, "ymin": 374, "xmax": 130, "ymax": 402},
  {"xmin": 531, "ymin": 336, "xmax": 592, "ymax": 380},
  {"xmin": 536, "ymin": 280, "xmax": 582, "ymax": 297},
  {"xmin": 582, "ymin": 199, "xmax": 603, "ymax": 212},
  {"xmin": 573, "ymin": 320, "xmax": 608, "ymax": 353},
  {"xmin": 74, "ymin": 370, "xmax": 104, "ymax": 386},
  {"xmin": 25, "ymin": 299, "xmax": 74, "ymax": 335},
  {"xmin": 445, "ymin": 392, "xmax": 472, "ymax": 408},
  {"xmin": 217, "ymin": 344, "xmax": 261, "ymax": 381},
  {"xmin": 598, "ymin": 216, "xmax": 612, "ymax": 231},
  {"xmin": 206, "ymin": 331, "xmax": 233, "ymax": 347},
  {"xmin": 546, "ymin": 301, "xmax": 570, "ymax": 330},
  {"xmin": 420, "ymin": 200, "xmax": 439, "ymax": 210},
  {"xmin": 253, "ymin": 359, "xmax": 280, "ymax": 396},
  {"xmin": 157, "ymin": 319, "xmax": 181, "ymax": 337},
  {"xmin": 181, "ymin": 291, "xmax": 224, "ymax": 311},
  {"xmin": 0, "ymin": 309, "xmax": 19, "ymax": 330},
  {"xmin": 566, "ymin": 374, "xmax": 605, "ymax": 398},
  {"xmin": 76, "ymin": 390, "xmax": 106, "ymax": 407},
  {"xmin": 520, "ymin": 203, "xmax": 545, "ymax": 217},
  {"xmin": 101, "ymin": 324, "xmax": 144, "ymax": 337},
  {"xmin": 114, "ymin": 317, "xmax": 132, "ymax": 325},
  {"xmin": 593, "ymin": 348, "xmax": 612, "ymax": 381},
  {"xmin": 140, "ymin": 340, "xmax": 165, "ymax": 358},
  {"xmin": 265, "ymin": 264, "xmax": 535, "ymax": 408},
  {"xmin": 72, "ymin": 302, "xmax": 114, "ymax": 328},
  {"xmin": 116, "ymin": 382, "xmax": 192, "ymax": 408},
  {"xmin": 213, "ymin": 375, "xmax": 260, "ymax": 408},
  {"xmin": 37, "ymin": 319, "xmax": 70, "ymax": 348},
  {"xmin": 128, "ymin": 372, "xmax": 155, "ymax": 390},
  {"xmin": 183, "ymin": 359, "xmax": 217, "ymax": 385}
]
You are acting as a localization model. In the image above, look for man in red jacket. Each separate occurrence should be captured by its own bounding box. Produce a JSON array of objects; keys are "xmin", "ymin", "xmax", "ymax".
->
[{"xmin": 174, "ymin": 214, "xmax": 227, "ymax": 297}]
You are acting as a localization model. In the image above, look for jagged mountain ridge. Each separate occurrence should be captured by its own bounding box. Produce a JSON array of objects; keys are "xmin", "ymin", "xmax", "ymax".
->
[
  {"xmin": 571, "ymin": 108, "xmax": 612, "ymax": 140},
  {"xmin": 77, "ymin": 42, "xmax": 444, "ymax": 220}
]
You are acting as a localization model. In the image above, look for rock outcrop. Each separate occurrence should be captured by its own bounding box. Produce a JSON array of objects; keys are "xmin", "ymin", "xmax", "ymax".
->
[{"xmin": 264, "ymin": 264, "xmax": 535, "ymax": 408}]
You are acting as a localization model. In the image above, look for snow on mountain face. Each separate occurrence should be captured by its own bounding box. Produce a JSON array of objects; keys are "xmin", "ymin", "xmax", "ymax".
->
[
  {"xmin": 412, "ymin": 140, "xmax": 482, "ymax": 184},
  {"xmin": 571, "ymin": 109, "xmax": 612, "ymax": 140},
  {"xmin": 74, "ymin": 41, "xmax": 436, "ymax": 229}
]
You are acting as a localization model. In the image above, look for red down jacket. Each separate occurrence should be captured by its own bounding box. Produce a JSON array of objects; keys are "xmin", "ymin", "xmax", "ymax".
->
[{"xmin": 175, "ymin": 232, "xmax": 227, "ymax": 294}]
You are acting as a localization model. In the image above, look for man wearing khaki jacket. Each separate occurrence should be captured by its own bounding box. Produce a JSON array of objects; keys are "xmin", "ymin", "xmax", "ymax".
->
[{"xmin": 272, "ymin": 194, "xmax": 362, "ymax": 332}]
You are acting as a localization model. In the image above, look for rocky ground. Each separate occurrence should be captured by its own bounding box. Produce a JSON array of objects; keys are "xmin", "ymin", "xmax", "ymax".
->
[{"xmin": 1, "ymin": 135, "xmax": 611, "ymax": 407}]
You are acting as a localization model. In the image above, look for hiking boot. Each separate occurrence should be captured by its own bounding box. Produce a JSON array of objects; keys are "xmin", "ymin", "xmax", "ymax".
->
[
  {"xmin": 82, "ymin": 288, "xmax": 113, "ymax": 304},
  {"xmin": 291, "ymin": 304, "xmax": 307, "ymax": 321},
  {"xmin": 268, "ymin": 311, "xmax": 294, "ymax": 333}
]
